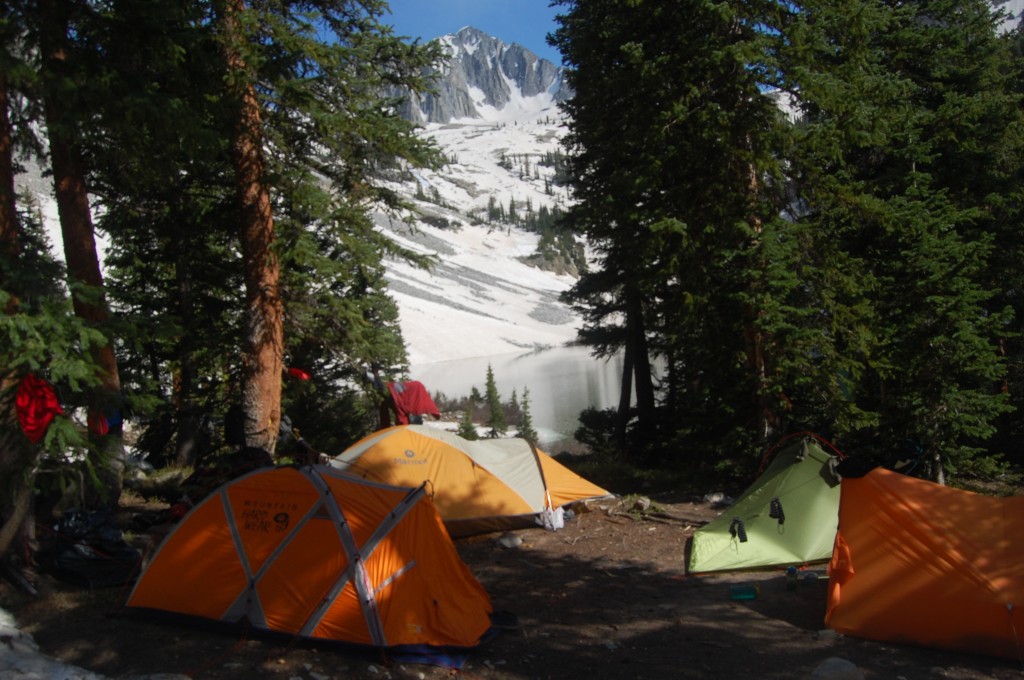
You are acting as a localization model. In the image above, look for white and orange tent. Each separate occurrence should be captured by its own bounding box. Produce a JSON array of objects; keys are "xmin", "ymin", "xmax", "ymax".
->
[
  {"xmin": 328, "ymin": 425, "xmax": 612, "ymax": 537},
  {"xmin": 126, "ymin": 465, "xmax": 493, "ymax": 649}
]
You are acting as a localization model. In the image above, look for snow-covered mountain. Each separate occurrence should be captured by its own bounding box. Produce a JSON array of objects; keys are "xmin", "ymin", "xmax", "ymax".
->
[
  {"xmin": 373, "ymin": 28, "xmax": 582, "ymax": 367},
  {"xmin": 995, "ymin": 0, "xmax": 1024, "ymax": 30},
  {"xmin": 399, "ymin": 26, "xmax": 571, "ymax": 125},
  {"xmin": 380, "ymin": 128, "xmax": 576, "ymax": 362},
  {"xmin": 14, "ymin": 28, "xmax": 581, "ymax": 370}
]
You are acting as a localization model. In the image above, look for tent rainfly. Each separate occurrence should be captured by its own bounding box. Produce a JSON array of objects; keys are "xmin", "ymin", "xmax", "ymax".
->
[
  {"xmin": 827, "ymin": 466, "xmax": 1024, "ymax": 660},
  {"xmin": 127, "ymin": 465, "xmax": 493, "ymax": 649},
  {"xmin": 329, "ymin": 425, "xmax": 612, "ymax": 537},
  {"xmin": 687, "ymin": 435, "xmax": 843, "ymax": 573}
]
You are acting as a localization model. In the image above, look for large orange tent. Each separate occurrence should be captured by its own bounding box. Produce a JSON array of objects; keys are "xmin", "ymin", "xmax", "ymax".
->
[
  {"xmin": 328, "ymin": 425, "xmax": 612, "ymax": 537},
  {"xmin": 127, "ymin": 465, "xmax": 493, "ymax": 649},
  {"xmin": 826, "ymin": 466, "xmax": 1024, "ymax": 660}
]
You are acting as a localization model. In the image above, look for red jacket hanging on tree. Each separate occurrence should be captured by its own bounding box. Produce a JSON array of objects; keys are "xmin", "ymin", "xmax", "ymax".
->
[
  {"xmin": 379, "ymin": 380, "xmax": 440, "ymax": 427},
  {"xmin": 15, "ymin": 373, "xmax": 63, "ymax": 444}
]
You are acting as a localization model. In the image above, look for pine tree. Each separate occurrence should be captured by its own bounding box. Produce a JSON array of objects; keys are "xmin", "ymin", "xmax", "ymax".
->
[
  {"xmin": 456, "ymin": 405, "xmax": 479, "ymax": 441},
  {"xmin": 484, "ymin": 364, "xmax": 506, "ymax": 437},
  {"xmin": 518, "ymin": 387, "xmax": 539, "ymax": 445},
  {"xmin": 219, "ymin": 0, "xmax": 285, "ymax": 456},
  {"xmin": 77, "ymin": 1, "xmax": 443, "ymax": 463},
  {"xmin": 0, "ymin": 198, "xmax": 104, "ymax": 560},
  {"xmin": 1, "ymin": 2, "xmax": 114, "ymax": 559},
  {"xmin": 991, "ymin": 30, "xmax": 1024, "ymax": 462},
  {"xmin": 553, "ymin": 0, "xmax": 791, "ymax": 461},
  {"xmin": 779, "ymin": 0, "xmax": 1019, "ymax": 480},
  {"xmin": 27, "ymin": 0, "xmax": 129, "ymax": 503}
]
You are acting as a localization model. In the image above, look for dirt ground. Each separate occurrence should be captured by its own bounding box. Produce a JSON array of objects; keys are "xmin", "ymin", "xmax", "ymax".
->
[{"xmin": 3, "ymin": 489, "xmax": 1024, "ymax": 680}]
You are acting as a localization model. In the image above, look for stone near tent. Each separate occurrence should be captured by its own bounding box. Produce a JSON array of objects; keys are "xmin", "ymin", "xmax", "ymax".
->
[
  {"xmin": 497, "ymin": 532, "xmax": 524, "ymax": 549},
  {"xmin": 808, "ymin": 657, "xmax": 865, "ymax": 680},
  {"xmin": 702, "ymin": 491, "xmax": 733, "ymax": 507},
  {"xmin": 0, "ymin": 606, "xmax": 41, "ymax": 657},
  {"xmin": 1, "ymin": 606, "xmax": 191, "ymax": 680},
  {"xmin": 631, "ymin": 496, "xmax": 652, "ymax": 512}
]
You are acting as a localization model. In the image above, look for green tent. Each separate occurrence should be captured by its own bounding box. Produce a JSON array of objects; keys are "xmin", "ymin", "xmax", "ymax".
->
[{"xmin": 687, "ymin": 435, "xmax": 843, "ymax": 573}]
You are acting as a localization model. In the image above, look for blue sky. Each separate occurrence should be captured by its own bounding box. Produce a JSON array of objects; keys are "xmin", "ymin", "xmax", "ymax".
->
[{"xmin": 383, "ymin": 1, "xmax": 564, "ymax": 65}]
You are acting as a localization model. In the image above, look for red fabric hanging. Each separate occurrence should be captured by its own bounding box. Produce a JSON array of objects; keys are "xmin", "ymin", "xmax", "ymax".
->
[
  {"xmin": 15, "ymin": 373, "xmax": 64, "ymax": 444},
  {"xmin": 385, "ymin": 381, "xmax": 440, "ymax": 425}
]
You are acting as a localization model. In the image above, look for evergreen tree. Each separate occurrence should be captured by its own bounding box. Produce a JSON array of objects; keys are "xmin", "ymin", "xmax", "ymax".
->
[
  {"xmin": 992, "ymin": 29, "xmax": 1024, "ymax": 464},
  {"xmin": 456, "ymin": 404, "xmax": 479, "ymax": 440},
  {"xmin": 779, "ymin": 0, "xmax": 1019, "ymax": 480},
  {"xmin": 484, "ymin": 364, "xmax": 506, "ymax": 437},
  {"xmin": 83, "ymin": 1, "xmax": 443, "ymax": 462},
  {"xmin": 553, "ymin": 0, "xmax": 791, "ymax": 462},
  {"xmin": 218, "ymin": 0, "xmax": 284, "ymax": 456},
  {"xmin": 518, "ymin": 386, "xmax": 539, "ymax": 445},
  {"xmin": 1, "ymin": 2, "xmax": 110, "ymax": 561},
  {"xmin": 0, "ymin": 200, "xmax": 104, "ymax": 562},
  {"xmin": 27, "ymin": 0, "xmax": 128, "ymax": 503}
]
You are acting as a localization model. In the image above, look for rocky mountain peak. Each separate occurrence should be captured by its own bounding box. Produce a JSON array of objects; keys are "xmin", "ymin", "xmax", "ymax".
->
[{"xmin": 400, "ymin": 26, "xmax": 571, "ymax": 124}]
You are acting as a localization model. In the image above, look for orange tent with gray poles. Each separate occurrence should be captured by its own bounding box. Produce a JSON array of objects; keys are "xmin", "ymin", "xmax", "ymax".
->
[{"xmin": 126, "ymin": 465, "xmax": 493, "ymax": 650}]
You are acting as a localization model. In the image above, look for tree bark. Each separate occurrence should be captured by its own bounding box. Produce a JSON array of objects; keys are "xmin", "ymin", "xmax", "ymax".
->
[
  {"xmin": 616, "ymin": 328, "xmax": 634, "ymax": 445},
  {"xmin": 173, "ymin": 246, "xmax": 200, "ymax": 467},
  {"xmin": 39, "ymin": 0, "xmax": 124, "ymax": 506},
  {"xmin": 742, "ymin": 157, "xmax": 777, "ymax": 443},
  {"xmin": 626, "ymin": 289, "xmax": 656, "ymax": 427},
  {"xmin": 222, "ymin": 0, "xmax": 283, "ymax": 455},
  {"xmin": 0, "ymin": 481, "xmax": 33, "ymax": 561}
]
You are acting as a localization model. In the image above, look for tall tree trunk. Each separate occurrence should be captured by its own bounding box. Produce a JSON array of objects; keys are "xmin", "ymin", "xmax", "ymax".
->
[
  {"xmin": 222, "ymin": 0, "xmax": 283, "ymax": 455},
  {"xmin": 932, "ymin": 450, "xmax": 945, "ymax": 486},
  {"xmin": 742, "ymin": 158, "xmax": 776, "ymax": 443},
  {"xmin": 626, "ymin": 289, "xmax": 656, "ymax": 427},
  {"xmin": 615, "ymin": 328, "xmax": 634, "ymax": 445},
  {"xmin": 173, "ymin": 245, "xmax": 200, "ymax": 467},
  {"xmin": 39, "ymin": 0, "xmax": 124, "ymax": 506}
]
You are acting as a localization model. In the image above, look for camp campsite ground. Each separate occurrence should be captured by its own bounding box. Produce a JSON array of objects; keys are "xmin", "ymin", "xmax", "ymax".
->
[{"xmin": 2, "ymin": 491, "xmax": 1023, "ymax": 680}]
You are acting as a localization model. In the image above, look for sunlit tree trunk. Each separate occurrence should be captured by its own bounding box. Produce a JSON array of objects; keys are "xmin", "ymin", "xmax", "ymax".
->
[
  {"xmin": 615, "ymin": 328, "xmax": 633, "ymax": 444},
  {"xmin": 221, "ymin": 0, "xmax": 283, "ymax": 455}
]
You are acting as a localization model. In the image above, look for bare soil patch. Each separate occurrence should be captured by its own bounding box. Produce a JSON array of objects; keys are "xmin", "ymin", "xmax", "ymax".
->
[{"xmin": 3, "ymin": 491, "xmax": 1022, "ymax": 680}]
